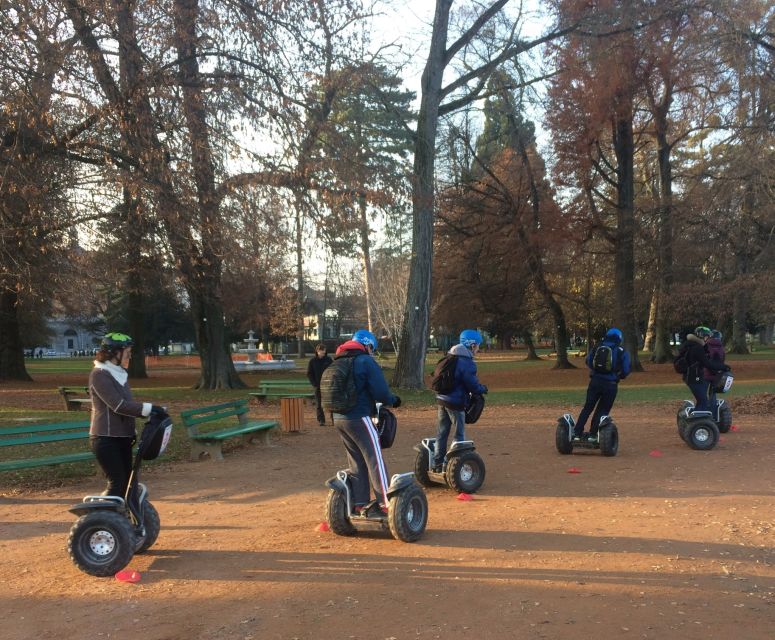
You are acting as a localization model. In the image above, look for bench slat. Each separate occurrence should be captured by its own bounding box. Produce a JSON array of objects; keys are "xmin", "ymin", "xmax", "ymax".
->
[
  {"xmin": 180, "ymin": 400, "xmax": 248, "ymax": 419},
  {"xmin": 189, "ymin": 421, "xmax": 278, "ymax": 441},
  {"xmin": 0, "ymin": 451, "xmax": 94, "ymax": 472},
  {"xmin": 1, "ymin": 431, "xmax": 90, "ymax": 447},
  {"xmin": 0, "ymin": 421, "xmax": 90, "ymax": 436},
  {"xmin": 181, "ymin": 409, "xmax": 247, "ymax": 426}
]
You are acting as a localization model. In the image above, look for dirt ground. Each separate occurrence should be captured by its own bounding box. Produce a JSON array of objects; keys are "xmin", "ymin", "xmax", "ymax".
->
[{"xmin": 1, "ymin": 390, "xmax": 774, "ymax": 640}]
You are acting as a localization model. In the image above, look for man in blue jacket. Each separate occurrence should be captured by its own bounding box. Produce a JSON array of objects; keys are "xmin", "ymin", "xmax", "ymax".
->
[
  {"xmin": 434, "ymin": 329, "xmax": 488, "ymax": 471},
  {"xmin": 573, "ymin": 328, "xmax": 631, "ymax": 443},
  {"xmin": 332, "ymin": 329, "xmax": 401, "ymax": 518}
]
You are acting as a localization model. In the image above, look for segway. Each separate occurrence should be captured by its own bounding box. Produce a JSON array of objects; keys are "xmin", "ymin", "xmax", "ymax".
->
[
  {"xmin": 676, "ymin": 401, "xmax": 721, "ymax": 449},
  {"xmin": 67, "ymin": 412, "xmax": 173, "ymax": 576},
  {"xmin": 555, "ymin": 413, "xmax": 619, "ymax": 456},
  {"xmin": 325, "ymin": 471, "xmax": 428, "ymax": 542},
  {"xmin": 413, "ymin": 438, "xmax": 486, "ymax": 493}
]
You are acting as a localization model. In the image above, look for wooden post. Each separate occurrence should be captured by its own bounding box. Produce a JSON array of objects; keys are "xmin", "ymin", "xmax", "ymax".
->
[{"xmin": 280, "ymin": 397, "xmax": 304, "ymax": 432}]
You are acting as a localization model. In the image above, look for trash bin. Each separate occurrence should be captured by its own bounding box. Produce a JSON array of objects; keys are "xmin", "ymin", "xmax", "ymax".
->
[{"xmin": 280, "ymin": 397, "xmax": 304, "ymax": 433}]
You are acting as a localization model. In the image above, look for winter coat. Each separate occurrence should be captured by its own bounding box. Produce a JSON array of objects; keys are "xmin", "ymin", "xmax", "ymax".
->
[
  {"xmin": 88, "ymin": 361, "xmax": 151, "ymax": 438},
  {"xmin": 435, "ymin": 343, "xmax": 487, "ymax": 410},
  {"xmin": 306, "ymin": 353, "xmax": 333, "ymax": 387},
  {"xmin": 333, "ymin": 341, "xmax": 399, "ymax": 419},
  {"xmin": 586, "ymin": 337, "xmax": 631, "ymax": 383},
  {"xmin": 703, "ymin": 337, "xmax": 726, "ymax": 382},
  {"xmin": 682, "ymin": 334, "xmax": 725, "ymax": 384}
]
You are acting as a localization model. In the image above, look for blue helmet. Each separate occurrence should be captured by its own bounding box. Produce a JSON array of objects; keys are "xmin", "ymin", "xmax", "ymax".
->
[
  {"xmin": 459, "ymin": 329, "xmax": 483, "ymax": 349},
  {"xmin": 352, "ymin": 329, "xmax": 377, "ymax": 350},
  {"xmin": 711, "ymin": 329, "xmax": 723, "ymax": 340},
  {"xmin": 605, "ymin": 328, "xmax": 623, "ymax": 343}
]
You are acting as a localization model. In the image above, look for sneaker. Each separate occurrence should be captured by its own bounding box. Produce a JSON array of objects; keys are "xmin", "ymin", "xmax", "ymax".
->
[
  {"xmin": 361, "ymin": 502, "xmax": 387, "ymax": 519},
  {"xmin": 587, "ymin": 434, "xmax": 598, "ymax": 444},
  {"xmin": 572, "ymin": 433, "xmax": 584, "ymax": 442}
]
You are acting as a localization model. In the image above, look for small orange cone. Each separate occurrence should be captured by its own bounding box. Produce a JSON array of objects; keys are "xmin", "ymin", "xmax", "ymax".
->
[
  {"xmin": 316, "ymin": 522, "xmax": 330, "ymax": 532},
  {"xmin": 731, "ymin": 425, "xmax": 739, "ymax": 432},
  {"xmin": 456, "ymin": 492, "xmax": 473, "ymax": 501},
  {"xmin": 649, "ymin": 449, "xmax": 663, "ymax": 457},
  {"xmin": 567, "ymin": 467, "xmax": 581, "ymax": 474},
  {"xmin": 115, "ymin": 569, "xmax": 141, "ymax": 583}
]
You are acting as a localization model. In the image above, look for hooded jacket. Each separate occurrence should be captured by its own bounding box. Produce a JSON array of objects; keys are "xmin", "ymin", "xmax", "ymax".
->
[
  {"xmin": 703, "ymin": 337, "xmax": 726, "ymax": 382},
  {"xmin": 88, "ymin": 361, "xmax": 151, "ymax": 438},
  {"xmin": 435, "ymin": 343, "xmax": 487, "ymax": 409},
  {"xmin": 585, "ymin": 331, "xmax": 632, "ymax": 383},
  {"xmin": 332, "ymin": 340, "xmax": 399, "ymax": 419},
  {"xmin": 682, "ymin": 334, "xmax": 725, "ymax": 384}
]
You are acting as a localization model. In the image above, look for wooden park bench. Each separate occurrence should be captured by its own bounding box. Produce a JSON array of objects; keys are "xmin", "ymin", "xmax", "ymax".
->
[
  {"xmin": 58, "ymin": 386, "xmax": 92, "ymax": 411},
  {"xmin": 0, "ymin": 420, "xmax": 93, "ymax": 472},
  {"xmin": 248, "ymin": 380, "xmax": 314, "ymax": 402},
  {"xmin": 180, "ymin": 399, "xmax": 278, "ymax": 461}
]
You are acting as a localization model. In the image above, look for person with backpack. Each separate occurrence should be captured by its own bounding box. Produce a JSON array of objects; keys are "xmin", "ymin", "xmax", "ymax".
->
[
  {"xmin": 679, "ymin": 326, "xmax": 729, "ymax": 412},
  {"xmin": 703, "ymin": 329, "xmax": 727, "ymax": 412},
  {"xmin": 306, "ymin": 343, "xmax": 333, "ymax": 426},
  {"xmin": 572, "ymin": 328, "xmax": 631, "ymax": 443},
  {"xmin": 321, "ymin": 329, "xmax": 401, "ymax": 518},
  {"xmin": 432, "ymin": 329, "xmax": 488, "ymax": 472}
]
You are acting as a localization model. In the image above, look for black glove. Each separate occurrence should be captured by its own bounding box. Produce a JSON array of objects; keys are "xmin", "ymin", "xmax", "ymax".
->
[
  {"xmin": 481, "ymin": 385, "xmax": 488, "ymax": 395},
  {"xmin": 724, "ymin": 365, "xmax": 731, "ymax": 372},
  {"xmin": 391, "ymin": 396, "xmax": 401, "ymax": 408},
  {"xmin": 151, "ymin": 405, "xmax": 167, "ymax": 416}
]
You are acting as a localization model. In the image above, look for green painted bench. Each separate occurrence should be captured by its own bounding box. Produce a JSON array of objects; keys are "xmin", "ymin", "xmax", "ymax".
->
[
  {"xmin": 58, "ymin": 386, "xmax": 92, "ymax": 411},
  {"xmin": 0, "ymin": 420, "xmax": 93, "ymax": 471},
  {"xmin": 180, "ymin": 399, "xmax": 278, "ymax": 461},
  {"xmin": 249, "ymin": 380, "xmax": 314, "ymax": 401}
]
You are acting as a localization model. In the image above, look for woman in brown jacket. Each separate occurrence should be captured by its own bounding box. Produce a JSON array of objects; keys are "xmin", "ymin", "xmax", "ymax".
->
[{"xmin": 89, "ymin": 333, "xmax": 163, "ymax": 496}]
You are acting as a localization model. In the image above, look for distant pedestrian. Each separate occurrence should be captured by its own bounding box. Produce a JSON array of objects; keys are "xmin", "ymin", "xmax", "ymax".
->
[{"xmin": 307, "ymin": 343, "xmax": 333, "ymax": 426}]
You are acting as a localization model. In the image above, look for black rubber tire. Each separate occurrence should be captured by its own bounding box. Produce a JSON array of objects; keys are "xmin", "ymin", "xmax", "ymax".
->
[
  {"xmin": 555, "ymin": 422, "xmax": 573, "ymax": 455},
  {"xmin": 677, "ymin": 414, "xmax": 688, "ymax": 442},
  {"xmin": 598, "ymin": 423, "xmax": 619, "ymax": 457},
  {"xmin": 325, "ymin": 488, "xmax": 356, "ymax": 536},
  {"xmin": 445, "ymin": 450, "xmax": 485, "ymax": 493},
  {"xmin": 68, "ymin": 510, "xmax": 135, "ymax": 577},
  {"xmin": 686, "ymin": 419, "xmax": 720, "ymax": 450},
  {"xmin": 135, "ymin": 501, "xmax": 160, "ymax": 554},
  {"xmin": 717, "ymin": 404, "xmax": 732, "ymax": 433},
  {"xmin": 413, "ymin": 449, "xmax": 433, "ymax": 487},
  {"xmin": 387, "ymin": 482, "xmax": 428, "ymax": 542}
]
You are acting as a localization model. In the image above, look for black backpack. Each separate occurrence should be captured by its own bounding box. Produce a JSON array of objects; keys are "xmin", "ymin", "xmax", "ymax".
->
[
  {"xmin": 592, "ymin": 343, "xmax": 621, "ymax": 374},
  {"xmin": 430, "ymin": 355, "xmax": 458, "ymax": 394},
  {"xmin": 376, "ymin": 406, "xmax": 397, "ymax": 448},
  {"xmin": 464, "ymin": 394, "xmax": 485, "ymax": 424},
  {"xmin": 673, "ymin": 344, "xmax": 689, "ymax": 374},
  {"xmin": 320, "ymin": 351, "xmax": 363, "ymax": 413}
]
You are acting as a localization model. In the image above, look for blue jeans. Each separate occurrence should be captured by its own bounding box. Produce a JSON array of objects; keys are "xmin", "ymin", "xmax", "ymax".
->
[
  {"xmin": 687, "ymin": 380, "xmax": 712, "ymax": 412},
  {"xmin": 435, "ymin": 405, "xmax": 466, "ymax": 467},
  {"xmin": 575, "ymin": 377, "xmax": 618, "ymax": 436}
]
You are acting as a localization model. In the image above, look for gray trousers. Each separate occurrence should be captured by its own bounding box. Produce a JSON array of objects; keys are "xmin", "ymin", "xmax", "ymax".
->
[{"xmin": 335, "ymin": 415, "xmax": 390, "ymax": 508}]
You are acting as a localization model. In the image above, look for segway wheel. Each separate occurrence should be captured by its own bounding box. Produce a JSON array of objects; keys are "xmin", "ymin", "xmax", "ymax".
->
[
  {"xmin": 718, "ymin": 404, "xmax": 732, "ymax": 433},
  {"xmin": 135, "ymin": 501, "xmax": 160, "ymax": 554},
  {"xmin": 686, "ymin": 419, "xmax": 720, "ymax": 450},
  {"xmin": 325, "ymin": 488, "xmax": 356, "ymax": 536},
  {"xmin": 413, "ymin": 449, "xmax": 433, "ymax": 487},
  {"xmin": 598, "ymin": 423, "xmax": 619, "ymax": 456},
  {"xmin": 68, "ymin": 511, "xmax": 136, "ymax": 577},
  {"xmin": 677, "ymin": 414, "xmax": 688, "ymax": 442},
  {"xmin": 387, "ymin": 482, "xmax": 428, "ymax": 542},
  {"xmin": 445, "ymin": 450, "xmax": 485, "ymax": 493},
  {"xmin": 555, "ymin": 422, "xmax": 573, "ymax": 455}
]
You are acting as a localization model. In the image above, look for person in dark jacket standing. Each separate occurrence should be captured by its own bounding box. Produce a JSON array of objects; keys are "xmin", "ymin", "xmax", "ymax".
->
[
  {"xmin": 682, "ymin": 326, "xmax": 728, "ymax": 412},
  {"xmin": 88, "ymin": 333, "xmax": 164, "ymax": 496},
  {"xmin": 331, "ymin": 329, "xmax": 401, "ymax": 517},
  {"xmin": 572, "ymin": 328, "xmax": 631, "ymax": 443},
  {"xmin": 703, "ymin": 329, "xmax": 726, "ymax": 412},
  {"xmin": 307, "ymin": 343, "xmax": 333, "ymax": 426},
  {"xmin": 434, "ymin": 329, "xmax": 488, "ymax": 471}
]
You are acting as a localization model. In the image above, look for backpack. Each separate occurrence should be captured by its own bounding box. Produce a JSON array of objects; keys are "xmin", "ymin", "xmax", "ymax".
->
[
  {"xmin": 320, "ymin": 351, "xmax": 363, "ymax": 413},
  {"xmin": 592, "ymin": 343, "xmax": 619, "ymax": 374},
  {"xmin": 673, "ymin": 344, "xmax": 689, "ymax": 374},
  {"xmin": 430, "ymin": 355, "xmax": 458, "ymax": 394},
  {"xmin": 376, "ymin": 406, "xmax": 397, "ymax": 448},
  {"xmin": 464, "ymin": 394, "xmax": 485, "ymax": 424}
]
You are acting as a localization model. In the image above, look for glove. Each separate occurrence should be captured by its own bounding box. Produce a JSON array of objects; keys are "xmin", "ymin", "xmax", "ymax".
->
[
  {"xmin": 481, "ymin": 385, "xmax": 488, "ymax": 395},
  {"xmin": 151, "ymin": 405, "xmax": 167, "ymax": 416},
  {"xmin": 723, "ymin": 365, "xmax": 731, "ymax": 372},
  {"xmin": 391, "ymin": 396, "xmax": 401, "ymax": 408}
]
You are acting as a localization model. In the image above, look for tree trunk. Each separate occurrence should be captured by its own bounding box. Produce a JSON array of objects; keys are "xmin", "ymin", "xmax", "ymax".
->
[
  {"xmin": 393, "ymin": 0, "xmax": 451, "ymax": 389},
  {"xmin": 523, "ymin": 332, "xmax": 540, "ymax": 360},
  {"xmin": 0, "ymin": 289, "xmax": 32, "ymax": 381},
  {"xmin": 612, "ymin": 109, "xmax": 643, "ymax": 371},
  {"xmin": 644, "ymin": 289, "xmax": 657, "ymax": 353},
  {"xmin": 359, "ymin": 196, "xmax": 374, "ymax": 333},
  {"xmin": 729, "ymin": 253, "xmax": 750, "ymax": 354},
  {"xmin": 124, "ymin": 190, "xmax": 147, "ymax": 379},
  {"xmin": 294, "ymin": 194, "xmax": 305, "ymax": 358}
]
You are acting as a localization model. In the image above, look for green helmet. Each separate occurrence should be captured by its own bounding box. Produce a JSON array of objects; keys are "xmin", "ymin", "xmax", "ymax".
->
[
  {"xmin": 694, "ymin": 326, "xmax": 712, "ymax": 339},
  {"xmin": 100, "ymin": 332, "xmax": 134, "ymax": 351}
]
